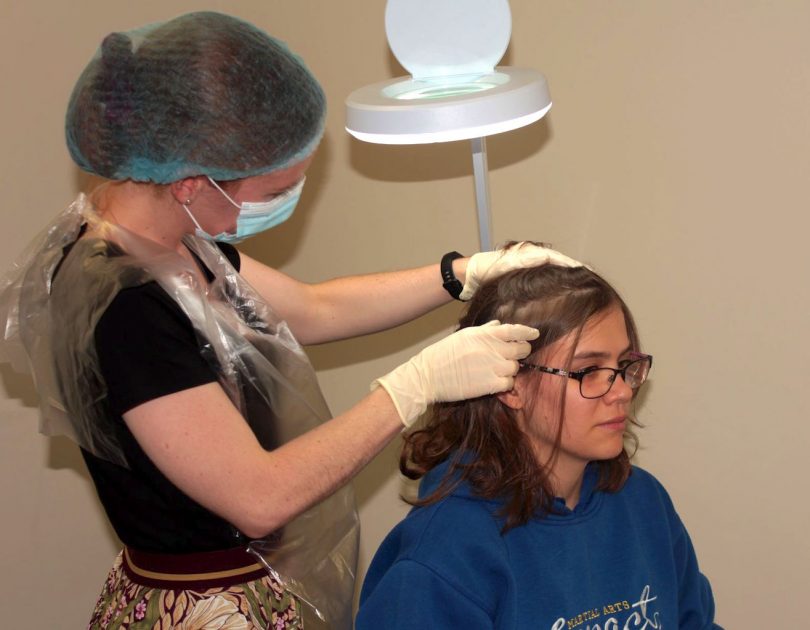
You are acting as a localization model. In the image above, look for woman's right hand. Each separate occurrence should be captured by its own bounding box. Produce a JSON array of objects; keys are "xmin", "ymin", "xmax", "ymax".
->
[{"xmin": 373, "ymin": 321, "xmax": 539, "ymax": 427}]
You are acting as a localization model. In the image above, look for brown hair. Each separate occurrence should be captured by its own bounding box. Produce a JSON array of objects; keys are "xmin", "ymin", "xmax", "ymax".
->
[{"xmin": 401, "ymin": 260, "xmax": 642, "ymax": 532}]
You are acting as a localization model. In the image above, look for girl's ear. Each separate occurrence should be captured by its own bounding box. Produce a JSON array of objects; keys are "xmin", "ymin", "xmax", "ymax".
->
[{"xmin": 496, "ymin": 375, "xmax": 528, "ymax": 411}]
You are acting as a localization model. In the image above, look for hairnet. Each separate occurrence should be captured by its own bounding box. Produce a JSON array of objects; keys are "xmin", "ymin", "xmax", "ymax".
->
[{"xmin": 65, "ymin": 11, "xmax": 326, "ymax": 183}]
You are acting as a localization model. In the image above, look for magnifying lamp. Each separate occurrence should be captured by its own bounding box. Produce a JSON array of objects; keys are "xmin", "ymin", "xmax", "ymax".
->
[{"xmin": 345, "ymin": 0, "xmax": 551, "ymax": 251}]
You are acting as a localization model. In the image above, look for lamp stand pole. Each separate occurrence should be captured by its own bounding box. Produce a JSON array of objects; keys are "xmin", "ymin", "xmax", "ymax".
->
[{"xmin": 470, "ymin": 136, "xmax": 493, "ymax": 251}]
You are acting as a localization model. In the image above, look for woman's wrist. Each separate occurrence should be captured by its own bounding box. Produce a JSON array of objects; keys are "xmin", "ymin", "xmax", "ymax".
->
[
  {"xmin": 452, "ymin": 256, "xmax": 468, "ymax": 287},
  {"xmin": 440, "ymin": 251, "xmax": 470, "ymax": 301}
]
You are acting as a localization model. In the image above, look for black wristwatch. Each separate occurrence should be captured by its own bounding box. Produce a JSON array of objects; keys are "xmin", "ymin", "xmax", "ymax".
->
[{"xmin": 441, "ymin": 251, "xmax": 465, "ymax": 300}]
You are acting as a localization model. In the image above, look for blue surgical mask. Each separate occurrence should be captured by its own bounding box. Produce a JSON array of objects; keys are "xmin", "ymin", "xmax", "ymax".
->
[{"xmin": 183, "ymin": 176, "xmax": 305, "ymax": 244}]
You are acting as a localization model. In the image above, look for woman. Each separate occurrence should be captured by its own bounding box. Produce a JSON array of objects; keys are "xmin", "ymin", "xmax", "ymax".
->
[
  {"xmin": 0, "ymin": 11, "xmax": 581, "ymax": 629},
  {"xmin": 357, "ymin": 262, "xmax": 722, "ymax": 629}
]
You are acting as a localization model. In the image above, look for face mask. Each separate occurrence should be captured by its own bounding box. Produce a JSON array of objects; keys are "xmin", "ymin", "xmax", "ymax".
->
[{"xmin": 182, "ymin": 176, "xmax": 305, "ymax": 244}]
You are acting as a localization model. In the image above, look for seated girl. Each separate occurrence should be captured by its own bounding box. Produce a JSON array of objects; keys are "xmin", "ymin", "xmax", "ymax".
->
[{"xmin": 357, "ymin": 261, "xmax": 721, "ymax": 629}]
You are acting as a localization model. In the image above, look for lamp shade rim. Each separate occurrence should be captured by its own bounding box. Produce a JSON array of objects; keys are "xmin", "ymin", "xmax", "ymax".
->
[{"xmin": 345, "ymin": 67, "xmax": 551, "ymax": 144}]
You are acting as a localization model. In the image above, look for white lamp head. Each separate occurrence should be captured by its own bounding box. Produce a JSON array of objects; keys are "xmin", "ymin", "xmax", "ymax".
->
[{"xmin": 345, "ymin": 0, "xmax": 551, "ymax": 145}]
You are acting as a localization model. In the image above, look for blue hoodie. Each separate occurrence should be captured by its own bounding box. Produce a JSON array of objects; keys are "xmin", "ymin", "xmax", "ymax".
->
[{"xmin": 358, "ymin": 462, "xmax": 721, "ymax": 629}]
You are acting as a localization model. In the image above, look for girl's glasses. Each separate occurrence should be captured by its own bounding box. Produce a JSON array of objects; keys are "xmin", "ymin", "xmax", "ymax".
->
[{"xmin": 519, "ymin": 352, "xmax": 653, "ymax": 399}]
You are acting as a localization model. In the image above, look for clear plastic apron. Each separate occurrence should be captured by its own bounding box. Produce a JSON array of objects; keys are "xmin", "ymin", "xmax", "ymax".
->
[{"xmin": 0, "ymin": 194, "xmax": 358, "ymax": 629}]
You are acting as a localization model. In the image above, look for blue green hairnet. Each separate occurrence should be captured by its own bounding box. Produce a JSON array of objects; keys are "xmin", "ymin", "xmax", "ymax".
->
[{"xmin": 65, "ymin": 12, "xmax": 326, "ymax": 183}]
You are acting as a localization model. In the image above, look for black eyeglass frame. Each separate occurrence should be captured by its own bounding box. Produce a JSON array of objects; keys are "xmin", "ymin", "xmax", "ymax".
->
[{"xmin": 518, "ymin": 351, "xmax": 653, "ymax": 399}]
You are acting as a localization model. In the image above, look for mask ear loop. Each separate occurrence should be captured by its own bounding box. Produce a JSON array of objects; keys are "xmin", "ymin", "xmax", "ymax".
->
[
  {"xmin": 181, "ymin": 199, "xmax": 206, "ymax": 233},
  {"xmin": 207, "ymin": 176, "xmax": 241, "ymax": 209}
]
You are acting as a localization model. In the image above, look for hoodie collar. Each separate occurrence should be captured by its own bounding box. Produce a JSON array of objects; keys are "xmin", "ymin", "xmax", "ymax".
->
[
  {"xmin": 419, "ymin": 456, "xmax": 603, "ymax": 520},
  {"xmin": 550, "ymin": 462, "xmax": 600, "ymax": 516}
]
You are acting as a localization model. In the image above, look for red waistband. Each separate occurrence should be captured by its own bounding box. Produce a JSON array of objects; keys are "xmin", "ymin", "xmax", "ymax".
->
[{"xmin": 122, "ymin": 545, "xmax": 267, "ymax": 590}]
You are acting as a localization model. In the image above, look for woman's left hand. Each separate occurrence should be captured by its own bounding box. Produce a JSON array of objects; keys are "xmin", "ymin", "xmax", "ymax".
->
[{"xmin": 460, "ymin": 241, "xmax": 583, "ymax": 301}]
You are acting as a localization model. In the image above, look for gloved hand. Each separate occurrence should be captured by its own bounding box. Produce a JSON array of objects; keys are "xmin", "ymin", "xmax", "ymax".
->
[
  {"xmin": 373, "ymin": 320, "xmax": 540, "ymax": 428},
  {"xmin": 460, "ymin": 242, "xmax": 583, "ymax": 301}
]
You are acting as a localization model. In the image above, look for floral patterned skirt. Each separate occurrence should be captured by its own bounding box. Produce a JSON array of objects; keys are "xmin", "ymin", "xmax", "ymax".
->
[{"xmin": 88, "ymin": 546, "xmax": 303, "ymax": 629}]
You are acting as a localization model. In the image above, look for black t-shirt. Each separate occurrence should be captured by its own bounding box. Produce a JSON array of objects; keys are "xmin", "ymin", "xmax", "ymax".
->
[{"xmin": 78, "ymin": 242, "xmax": 252, "ymax": 553}]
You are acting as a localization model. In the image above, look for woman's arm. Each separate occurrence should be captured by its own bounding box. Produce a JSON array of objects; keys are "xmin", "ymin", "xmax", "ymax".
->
[
  {"xmin": 124, "ymin": 382, "xmax": 403, "ymax": 538},
  {"xmin": 238, "ymin": 242, "xmax": 582, "ymax": 346},
  {"xmin": 238, "ymin": 251, "xmax": 467, "ymax": 346},
  {"xmin": 122, "ymin": 320, "xmax": 537, "ymax": 536}
]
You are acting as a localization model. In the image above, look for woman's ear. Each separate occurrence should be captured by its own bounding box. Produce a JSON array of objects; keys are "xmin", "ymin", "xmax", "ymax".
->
[{"xmin": 170, "ymin": 176, "xmax": 207, "ymax": 205}]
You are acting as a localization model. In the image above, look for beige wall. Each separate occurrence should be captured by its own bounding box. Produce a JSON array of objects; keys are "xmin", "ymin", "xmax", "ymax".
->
[{"xmin": 2, "ymin": 1, "xmax": 807, "ymax": 627}]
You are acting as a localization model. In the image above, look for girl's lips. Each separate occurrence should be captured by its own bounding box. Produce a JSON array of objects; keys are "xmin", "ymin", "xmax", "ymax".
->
[{"xmin": 598, "ymin": 417, "xmax": 627, "ymax": 431}]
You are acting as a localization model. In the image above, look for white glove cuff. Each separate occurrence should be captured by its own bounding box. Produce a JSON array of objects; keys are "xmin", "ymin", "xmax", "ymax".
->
[{"xmin": 371, "ymin": 376, "xmax": 426, "ymax": 429}]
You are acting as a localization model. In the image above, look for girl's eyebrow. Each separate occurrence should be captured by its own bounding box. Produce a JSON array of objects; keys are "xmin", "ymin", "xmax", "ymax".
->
[
  {"xmin": 572, "ymin": 350, "xmax": 611, "ymax": 361},
  {"xmin": 572, "ymin": 345, "xmax": 632, "ymax": 361}
]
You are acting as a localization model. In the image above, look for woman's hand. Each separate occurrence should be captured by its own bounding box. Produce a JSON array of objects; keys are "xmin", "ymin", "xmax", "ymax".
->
[
  {"xmin": 373, "ymin": 321, "xmax": 540, "ymax": 427},
  {"xmin": 460, "ymin": 242, "xmax": 583, "ymax": 301}
]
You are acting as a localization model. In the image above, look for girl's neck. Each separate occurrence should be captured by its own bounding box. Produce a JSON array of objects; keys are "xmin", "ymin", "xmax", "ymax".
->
[
  {"xmin": 537, "ymin": 450, "xmax": 588, "ymax": 510},
  {"xmin": 554, "ymin": 466, "xmax": 586, "ymax": 509}
]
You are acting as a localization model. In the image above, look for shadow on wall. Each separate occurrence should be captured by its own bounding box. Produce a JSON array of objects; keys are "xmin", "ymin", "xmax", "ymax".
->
[
  {"xmin": 1, "ymin": 364, "xmax": 95, "ymax": 477},
  {"xmin": 0, "ymin": 363, "xmax": 39, "ymax": 408},
  {"xmin": 238, "ymin": 135, "xmax": 333, "ymax": 270},
  {"xmin": 0, "ymin": 364, "xmax": 122, "ymax": 547},
  {"xmin": 48, "ymin": 434, "xmax": 123, "ymax": 548},
  {"xmin": 306, "ymin": 302, "xmax": 461, "ymax": 372},
  {"xmin": 628, "ymin": 379, "xmax": 654, "ymax": 465}
]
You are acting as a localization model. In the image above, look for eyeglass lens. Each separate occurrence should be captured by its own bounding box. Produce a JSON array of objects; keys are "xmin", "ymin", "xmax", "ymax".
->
[{"xmin": 580, "ymin": 358, "xmax": 651, "ymax": 398}]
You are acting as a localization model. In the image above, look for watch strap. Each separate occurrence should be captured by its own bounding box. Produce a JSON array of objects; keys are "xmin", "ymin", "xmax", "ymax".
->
[{"xmin": 440, "ymin": 251, "xmax": 464, "ymax": 300}]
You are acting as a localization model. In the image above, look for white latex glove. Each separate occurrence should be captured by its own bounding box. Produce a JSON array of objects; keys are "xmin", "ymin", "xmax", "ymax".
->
[
  {"xmin": 460, "ymin": 242, "xmax": 583, "ymax": 301},
  {"xmin": 373, "ymin": 320, "xmax": 540, "ymax": 428}
]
